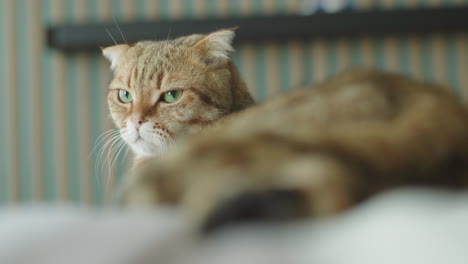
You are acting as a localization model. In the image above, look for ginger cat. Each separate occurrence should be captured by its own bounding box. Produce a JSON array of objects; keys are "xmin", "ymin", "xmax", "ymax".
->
[
  {"xmin": 103, "ymin": 29, "xmax": 468, "ymax": 232},
  {"xmin": 102, "ymin": 28, "xmax": 253, "ymax": 159}
]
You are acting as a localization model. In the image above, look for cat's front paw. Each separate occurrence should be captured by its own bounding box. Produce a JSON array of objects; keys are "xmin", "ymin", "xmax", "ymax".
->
[
  {"xmin": 120, "ymin": 148, "xmax": 353, "ymax": 233},
  {"xmin": 179, "ymin": 155, "xmax": 353, "ymax": 233}
]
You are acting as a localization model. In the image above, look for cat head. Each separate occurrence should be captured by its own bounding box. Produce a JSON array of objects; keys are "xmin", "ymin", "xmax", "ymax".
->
[{"xmin": 102, "ymin": 28, "xmax": 254, "ymax": 158}]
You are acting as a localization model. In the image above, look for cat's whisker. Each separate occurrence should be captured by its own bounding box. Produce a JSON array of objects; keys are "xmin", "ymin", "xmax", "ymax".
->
[
  {"xmin": 100, "ymin": 137, "xmax": 117, "ymax": 175},
  {"xmin": 160, "ymin": 132, "xmax": 173, "ymax": 153},
  {"xmin": 113, "ymin": 16, "xmax": 128, "ymax": 44},
  {"xmin": 90, "ymin": 129, "xmax": 120, "ymax": 159},
  {"xmin": 166, "ymin": 133, "xmax": 175, "ymax": 148},
  {"xmin": 99, "ymin": 133, "xmax": 124, "ymax": 189},
  {"xmin": 157, "ymin": 134, "xmax": 166, "ymax": 153},
  {"xmin": 107, "ymin": 139, "xmax": 127, "ymax": 193},
  {"xmin": 94, "ymin": 129, "xmax": 122, "ymax": 187},
  {"xmin": 109, "ymin": 132, "xmax": 127, "ymax": 173},
  {"xmin": 163, "ymin": 29, "xmax": 172, "ymax": 48},
  {"xmin": 105, "ymin": 28, "xmax": 118, "ymax": 46},
  {"xmin": 163, "ymin": 138, "xmax": 168, "ymax": 153},
  {"xmin": 165, "ymin": 137, "xmax": 172, "ymax": 150},
  {"xmin": 104, "ymin": 135, "xmax": 124, "ymax": 194},
  {"xmin": 95, "ymin": 131, "xmax": 121, "ymax": 169},
  {"xmin": 106, "ymin": 134, "xmax": 125, "ymax": 165},
  {"xmin": 166, "ymin": 28, "xmax": 172, "ymax": 42},
  {"xmin": 122, "ymin": 146, "xmax": 130, "ymax": 165}
]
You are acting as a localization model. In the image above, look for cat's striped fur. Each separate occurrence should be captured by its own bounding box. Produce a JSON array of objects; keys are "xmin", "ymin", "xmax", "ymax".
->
[{"xmin": 104, "ymin": 30, "xmax": 468, "ymax": 232}]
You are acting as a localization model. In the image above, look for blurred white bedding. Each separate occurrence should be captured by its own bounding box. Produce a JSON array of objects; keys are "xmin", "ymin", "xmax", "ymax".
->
[{"xmin": 0, "ymin": 188, "xmax": 467, "ymax": 264}]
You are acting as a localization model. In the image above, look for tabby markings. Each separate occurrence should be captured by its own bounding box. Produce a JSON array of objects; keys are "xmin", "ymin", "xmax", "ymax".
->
[{"xmin": 189, "ymin": 87, "xmax": 225, "ymax": 110}]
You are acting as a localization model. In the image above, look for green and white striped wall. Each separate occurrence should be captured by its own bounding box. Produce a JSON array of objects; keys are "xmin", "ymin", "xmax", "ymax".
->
[{"xmin": 1, "ymin": 0, "xmax": 468, "ymax": 206}]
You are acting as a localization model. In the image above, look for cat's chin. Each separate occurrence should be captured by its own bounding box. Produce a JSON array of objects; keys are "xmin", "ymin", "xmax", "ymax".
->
[{"xmin": 130, "ymin": 138, "xmax": 163, "ymax": 158}]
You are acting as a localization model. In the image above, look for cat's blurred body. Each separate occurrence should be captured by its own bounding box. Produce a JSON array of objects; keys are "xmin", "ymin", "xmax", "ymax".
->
[
  {"xmin": 103, "ymin": 30, "xmax": 468, "ymax": 231},
  {"xmin": 123, "ymin": 69, "xmax": 468, "ymax": 230}
]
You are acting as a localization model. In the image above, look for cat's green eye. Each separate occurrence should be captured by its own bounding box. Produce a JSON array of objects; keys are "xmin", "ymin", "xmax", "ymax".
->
[
  {"xmin": 118, "ymin": 90, "xmax": 133, "ymax": 103},
  {"xmin": 162, "ymin": 90, "xmax": 183, "ymax": 103}
]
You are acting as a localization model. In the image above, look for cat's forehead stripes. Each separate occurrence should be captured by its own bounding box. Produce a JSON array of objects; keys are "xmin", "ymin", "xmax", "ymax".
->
[
  {"xmin": 156, "ymin": 72, "xmax": 164, "ymax": 90},
  {"xmin": 127, "ymin": 68, "xmax": 134, "ymax": 89},
  {"xmin": 124, "ymin": 58, "xmax": 163, "ymax": 91},
  {"xmin": 133, "ymin": 67, "xmax": 139, "ymax": 81}
]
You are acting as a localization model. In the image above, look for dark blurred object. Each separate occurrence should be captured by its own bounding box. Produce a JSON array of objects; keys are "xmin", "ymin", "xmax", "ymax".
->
[{"xmin": 47, "ymin": 6, "xmax": 468, "ymax": 52}]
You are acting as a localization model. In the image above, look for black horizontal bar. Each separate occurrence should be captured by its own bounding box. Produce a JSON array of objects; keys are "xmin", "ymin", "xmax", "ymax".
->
[{"xmin": 47, "ymin": 6, "xmax": 468, "ymax": 52}]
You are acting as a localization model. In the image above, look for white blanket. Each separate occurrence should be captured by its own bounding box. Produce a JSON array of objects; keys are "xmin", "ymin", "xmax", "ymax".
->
[{"xmin": 1, "ymin": 188, "xmax": 467, "ymax": 264}]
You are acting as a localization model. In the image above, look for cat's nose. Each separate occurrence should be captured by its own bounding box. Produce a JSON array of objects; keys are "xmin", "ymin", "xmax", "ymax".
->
[{"xmin": 131, "ymin": 115, "xmax": 148, "ymax": 131}]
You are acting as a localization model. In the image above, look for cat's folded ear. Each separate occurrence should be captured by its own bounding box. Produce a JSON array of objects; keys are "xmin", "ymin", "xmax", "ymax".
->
[
  {"xmin": 192, "ymin": 27, "xmax": 238, "ymax": 68},
  {"xmin": 101, "ymin": 44, "xmax": 130, "ymax": 71}
]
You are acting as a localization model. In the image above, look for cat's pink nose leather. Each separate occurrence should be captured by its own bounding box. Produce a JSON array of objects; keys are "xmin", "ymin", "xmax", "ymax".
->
[{"xmin": 131, "ymin": 116, "xmax": 148, "ymax": 131}]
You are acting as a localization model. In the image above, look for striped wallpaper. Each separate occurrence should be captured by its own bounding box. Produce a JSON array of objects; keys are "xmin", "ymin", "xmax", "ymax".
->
[{"xmin": 0, "ymin": 0, "xmax": 467, "ymax": 206}]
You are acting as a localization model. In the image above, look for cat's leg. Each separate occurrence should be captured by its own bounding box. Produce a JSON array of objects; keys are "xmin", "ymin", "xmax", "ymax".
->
[
  {"xmin": 121, "ymin": 139, "xmax": 357, "ymax": 232},
  {"xmin": 193, "ymin": 152, "xmax": 356, "ymax": 232}
]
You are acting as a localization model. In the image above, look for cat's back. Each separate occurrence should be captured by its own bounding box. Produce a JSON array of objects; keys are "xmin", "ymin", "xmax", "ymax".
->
[{"xmin": 210, "ymin": 69, "xmax": 464, "ymax": 137}]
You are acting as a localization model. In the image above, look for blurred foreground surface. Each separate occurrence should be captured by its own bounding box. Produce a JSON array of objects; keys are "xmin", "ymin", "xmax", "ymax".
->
[{"xmin": 0, "ymin": 188, "xmax": 467, "ymax": 264}]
